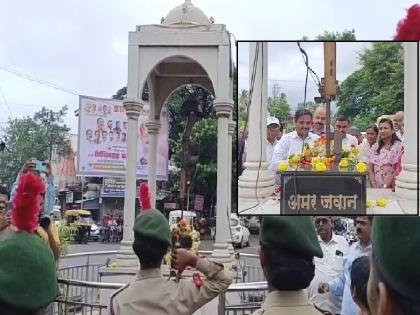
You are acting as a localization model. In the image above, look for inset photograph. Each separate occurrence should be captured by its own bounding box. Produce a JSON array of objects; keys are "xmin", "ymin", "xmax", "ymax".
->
[{"xmin": 237, "ymin": 41, "xmax": 418, "ymax": 216}]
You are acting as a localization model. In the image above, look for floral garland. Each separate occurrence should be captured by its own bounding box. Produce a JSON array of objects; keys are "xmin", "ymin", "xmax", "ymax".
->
[
  {"xmin": 164, "ymin": 218, "xmax": 201, "ymax": 267},
  {"xmin": 279, "ymin": 134, "xmax": 368, "ymax": 173}
]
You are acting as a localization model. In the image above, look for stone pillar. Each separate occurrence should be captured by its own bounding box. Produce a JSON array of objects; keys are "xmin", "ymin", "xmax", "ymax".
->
[
  {"xmin": 395, "ymin": 42, "xmax": 418, "ymax": 201},
  {"xmin": 115, "ymin": 99, "xmax": 142, "ymax": 267},
  {"xmin": 211, "ymin": 99, "xmax": 233, "ymax": 262},
  {"xmin": 227, "ymin": 120, "xmax": 236, "ymax": 254},
  {"xmin": 238, "ymin": 42, "xmax": 274, "ymax": 199},
  {"xmin": 145, "ymin": 119, "xmax": 161, "ymax": 208}
]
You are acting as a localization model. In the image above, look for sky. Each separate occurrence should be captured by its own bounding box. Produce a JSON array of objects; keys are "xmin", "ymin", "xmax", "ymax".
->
[
  {"xmin": 238, "ymin": 41, "xmax": 373, "ymax": 113},
  {"xmin": 0, "ymin": 0, "xmax": 416, "ymax": 134}
]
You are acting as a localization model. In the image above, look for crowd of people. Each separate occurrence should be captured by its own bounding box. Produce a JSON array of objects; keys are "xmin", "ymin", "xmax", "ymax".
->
[{"xmin": 239, "ymin": 106, "xmax": 405, "ymax": 190}]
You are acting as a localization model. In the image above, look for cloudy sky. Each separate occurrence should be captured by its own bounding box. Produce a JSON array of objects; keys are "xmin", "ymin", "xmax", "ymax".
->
[
  {"xmin": 238, "ymin": 41, "xmax": 374, "ymax": 113},
  {"xmin": 0, "ymin": 0, "xmax": 416, "ymax": 134}
]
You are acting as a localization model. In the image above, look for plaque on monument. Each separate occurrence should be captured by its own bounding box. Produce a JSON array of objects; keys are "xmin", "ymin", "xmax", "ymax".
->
[{"xmin": 279, "ymin": 170, "xmax": 366, "ymax": 215}]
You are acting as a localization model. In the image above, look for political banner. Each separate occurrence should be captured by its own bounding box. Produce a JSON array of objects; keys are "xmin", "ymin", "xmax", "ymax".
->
[{"xmin": 78, "ymin": 95, "xmax": 168, "ymax": 179}]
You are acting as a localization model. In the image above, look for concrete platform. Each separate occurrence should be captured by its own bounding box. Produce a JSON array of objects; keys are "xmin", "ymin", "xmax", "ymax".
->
[{"xmin": 238, "ymin": 188, "xmax": 418, "ymax": 215}]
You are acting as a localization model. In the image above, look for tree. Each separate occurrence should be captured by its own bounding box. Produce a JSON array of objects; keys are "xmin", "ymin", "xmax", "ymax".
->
[
  {"xmin": 315, "ymin": 29, "xmax": 356, "ymax": 40},
  {"xmin": 302, "ymin": 29, "xmax": 357, "ymax": 41},
  {"xmin": 336, "ymin": 42, "xmax": 404, "ymax": 130},
  {"xmin": 297, "ymin": 101, "xmax": 318, "ymax": 113},
  {"xmin": 238, "ymin": 89, "xmax": 248, "ymax": 129},
  {"xmin": 0, "ymin": 106, "xmax": 70, "ymax": 187},
  {"xmin": 268, "ymin": 92, "xmax": 292, "ymax": 122}
]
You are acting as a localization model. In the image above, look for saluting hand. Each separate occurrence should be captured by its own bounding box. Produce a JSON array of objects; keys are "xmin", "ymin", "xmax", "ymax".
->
[{"xmin": 171, "ymin": 248, "xmax": 199, "ymax": 280}]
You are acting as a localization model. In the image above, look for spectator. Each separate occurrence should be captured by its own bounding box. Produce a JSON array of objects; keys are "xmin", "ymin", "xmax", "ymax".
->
[
  {"xmin": 368, "ymin": 118, "xmax": 403, "ymax": 189},
  {"xmin": 311, "ymin": 105, "xmax": 327, "ymax": 136},
  {"xmin": 266, "ymin": 116, "xmax": 281, "ymax": 164},
  {"xmin": 349, "ymin": 127, "xmax": 363, "ymax": 145},
  {"xmin": 0, "ymin": 172, "xmax": 57, "ymax": 315},
  {"xmin": 319, "ymin": 216, "xmax": 372, "ymax": 315},
  {"xmin": 0, "ymin": 186, "xmax": 8, "ymax": 213},
  {"xmin": 359, "ymin": 125, "xmax": 378, "ymax": 164},
  {"xmin": 309, "ymin": 216, "xmax": 350, "ymax": 315},
  {"xmin": 335, "ymin": 116, "xmax": 358, "ymax": 148},
  {"xmin": 393, "ymin": 111, "xmax": 404, "ymax": 142},
  {"xmin": 350, "ymin": 256, "xmax": 371, "ymax": 315}
]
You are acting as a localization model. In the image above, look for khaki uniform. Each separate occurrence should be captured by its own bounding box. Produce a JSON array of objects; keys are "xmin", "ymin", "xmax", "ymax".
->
[
  {"xmin": 251, "ymin": 290, "xmax": 320, "ymax": 315},
  {"xmin": 109, "ymin": 258, "xmax": 232, "ymax": 315}
]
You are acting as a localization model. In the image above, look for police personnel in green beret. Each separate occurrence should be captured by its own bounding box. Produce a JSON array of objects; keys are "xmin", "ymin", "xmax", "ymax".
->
[
  {"xmin": 0, "ymin": 232, "xmax": 58, "ymax": 315},
  {"xmin": 367, "ymin": 216, "xmax": 420, "ymax": 315},
  {"xmin": 251, "ymin": 216, "xmax": 324, "ymax": 315},
  {"xmin": 109, "ymin": 209, "xmax": 232, "ymax": 315}
]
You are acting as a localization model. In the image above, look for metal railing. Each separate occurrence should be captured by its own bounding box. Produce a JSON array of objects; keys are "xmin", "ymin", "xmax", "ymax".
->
[
  {"xmin": 55, "ymin": 278, "xmax": 267, "ymax": 315},
  {"xmin": 56, "ymin": 250, "xmax": 266, "ymax": 314}
]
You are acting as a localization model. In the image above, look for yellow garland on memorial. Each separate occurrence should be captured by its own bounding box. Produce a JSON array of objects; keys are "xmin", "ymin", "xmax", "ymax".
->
[{"xmin": 279, "ymin": 135, "xmax": 365, "ymax": 172}]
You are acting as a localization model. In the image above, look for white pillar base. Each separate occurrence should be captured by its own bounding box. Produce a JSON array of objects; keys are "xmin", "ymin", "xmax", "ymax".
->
[
  {"xmin": 210, "ymin": 242, "xmax": 233, "ymax": 263},
  {"xmin": 395, "ymin": 162, "xmax": 419, "ymax": 200},
  {"xmin": 238, "ymin": 161, "xmax": 275, "ymax": 198},
  {"xmin": 115, "ymin": 240, "xmax": 139, "ymax": 268},
  {"xmin": 226, "ymin": 239, "xmax": 235, "ymax": 255}
]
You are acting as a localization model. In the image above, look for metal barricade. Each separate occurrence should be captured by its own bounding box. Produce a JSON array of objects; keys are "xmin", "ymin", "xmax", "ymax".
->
[
  {"xmin": 55, "ymin": 279, "xmax": 124, "ymax": 315},
  {"xmin": 54, "ymin": 278, "xmax": 267, "ymax": 315}
]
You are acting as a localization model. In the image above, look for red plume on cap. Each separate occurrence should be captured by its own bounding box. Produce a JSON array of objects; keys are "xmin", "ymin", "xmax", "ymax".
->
[
  {"xmin": 11, "ymin": 172, "xmax": 45, "ymax": 232},
  {"xmin": 139, "ymin": 183, "xmax": 152, "ymax": 212},
  {"xmin": 394, "ymin": 4, "xmax": 420, "ymax": 40}
]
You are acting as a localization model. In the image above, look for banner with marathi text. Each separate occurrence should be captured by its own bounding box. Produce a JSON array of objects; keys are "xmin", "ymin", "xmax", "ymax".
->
[{"xmin": 78, "ymin": 95, "xmax": 168, "ymax": 179}]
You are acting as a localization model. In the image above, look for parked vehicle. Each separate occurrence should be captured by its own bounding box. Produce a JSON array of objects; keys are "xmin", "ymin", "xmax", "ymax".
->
[
  {"xmin": 230, "ymin": 214, "xmax": 250, "ymax": 248},
  {"xmin": 247, "ymin": 216, "xmax": 260, "ymax": 235},
  {"xmin": 168, "ymin": 210, "xmax": 198, "ymax": 229},
  {"xmin": 89, "ymin": 223, "xmax": 100, "ymax": 241},
  {"xmin": 64, "ymin": 210, "xmax": 92, "ymax": 244}
]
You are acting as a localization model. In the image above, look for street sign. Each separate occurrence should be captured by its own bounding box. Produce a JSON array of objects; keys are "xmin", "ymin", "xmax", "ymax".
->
[{"xmin": 194, "ymin": 195, "xmax": 204, "ymax": 211}]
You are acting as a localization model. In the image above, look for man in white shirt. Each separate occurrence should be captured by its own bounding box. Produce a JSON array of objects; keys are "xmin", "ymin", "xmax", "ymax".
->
[
  {"xmin": 335, "ymin": 116, "xmax": 358, "ymax": 148},
  {"xmin": 309, "ymin": 216, "xmax": 350, "ymax": 315},
  {"xmin": 393, "ymin": 110, "xmax": 404, "ymax": 142},
  {"xmin": 266, "ymin": 116, "xmax": 281, "ymax": 164},
  {"xmin": 270, "ymin": 109, "xmax": 319, "ymax": 170}
]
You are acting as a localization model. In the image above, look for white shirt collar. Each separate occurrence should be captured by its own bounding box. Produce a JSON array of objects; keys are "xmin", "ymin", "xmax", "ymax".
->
[
  {"xmin": 290, "ymin": 130, "xmax": 318, "ymax": 141},
  {"xmin": 318, "ymin": 233, "xmax": 340, "ymax": 245}
]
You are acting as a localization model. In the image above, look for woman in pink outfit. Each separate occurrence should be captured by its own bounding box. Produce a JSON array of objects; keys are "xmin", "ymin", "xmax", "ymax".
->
[{"xmin": 368, "ymin": 118, "xmax": 403, "ymax": 189}]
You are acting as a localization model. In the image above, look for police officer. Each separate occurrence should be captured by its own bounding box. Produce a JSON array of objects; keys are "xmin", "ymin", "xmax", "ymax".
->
[
  {"xmin": 252, "ymin": 216, "xmax": 323, "ymax": 315},
  {"xmin": 109, "ymin": 208, "xmax": 232, "ymax": 315},
  {"xmin": 367, "ymin": 216, "xmax": 420, "ymax": 315}
]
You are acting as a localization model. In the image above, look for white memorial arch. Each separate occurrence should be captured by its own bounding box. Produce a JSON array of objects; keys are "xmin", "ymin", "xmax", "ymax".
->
[{"xmin": 117, "ymin": 0, "xmax": 235, "ymax": 267}]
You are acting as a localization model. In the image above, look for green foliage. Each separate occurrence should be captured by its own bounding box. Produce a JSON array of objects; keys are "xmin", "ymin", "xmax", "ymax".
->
[
  {"xmin": 302, "ymin": 29, "xmax": 356, "ymax": 41},
  {"xmin": 315, "ymin": 29, "xmax": 356, "ymax": 40},
  {"xmin": 58, "ymin": 221, "xmax": 78, "ymax": 256},
  {"xmin": 268, "ymin": 93, "xmax": 292, "ymax": 121},
  {"xmin": 0, "ymin": 106, "xmax": 70, "ymax": 187},
  {"xmin": 336, "ymin": 42, "xmax": 404, "ymax": 130},
  {"xmin": 297, "ymin": 101, "xmax": 318, "ymax": 113}
]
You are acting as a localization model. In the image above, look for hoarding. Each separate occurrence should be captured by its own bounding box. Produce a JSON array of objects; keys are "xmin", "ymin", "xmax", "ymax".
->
[{"xmin": 78, "ymin": 96, "xmax": 168, "ymax": 179}]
